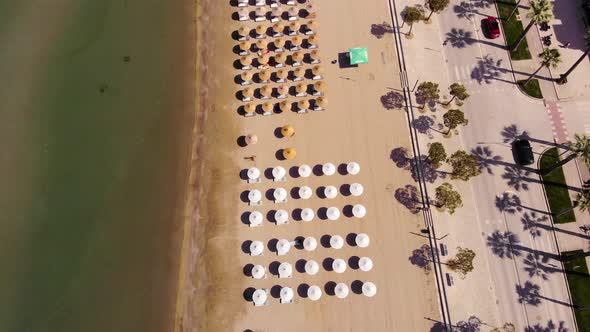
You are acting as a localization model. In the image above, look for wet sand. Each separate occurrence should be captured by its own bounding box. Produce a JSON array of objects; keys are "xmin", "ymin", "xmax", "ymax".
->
[{"xmin": 176, "ymin": 1, "xmax": 440, "ymax": 331}]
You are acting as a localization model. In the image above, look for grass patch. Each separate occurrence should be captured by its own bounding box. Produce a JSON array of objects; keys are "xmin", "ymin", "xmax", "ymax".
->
[
  {"xmin": 496, "ymin": 0, "xmax": 532, "ymax": 60},
  {"xmin": 539, "ymin": 148, "xmax": 576, "ymax": 223},
  {"xmin": 517, "ymin": 79, "xmax": 543, "ymax": 99},
  {"xmin": 562, "ymin": 250, "xmax": 590, "ymax": 332}
]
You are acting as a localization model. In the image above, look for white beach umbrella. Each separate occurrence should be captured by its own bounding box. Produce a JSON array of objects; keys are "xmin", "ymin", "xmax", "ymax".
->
[
  {"xmin": 303, "ymin": 236, "xmax": 317, "ymax": 251},
  {"xmin": 322, "ymin": 162, "xmax": 336, "ymax": 176},
  {"xmin": 352, "ymin": 204, "xmax": 367, "ymax": 218},
  {"xmin": 335, "ymin": 283, "xmax": 349, "ymax": 299},
  {"xmin": 298, "ymin": 186, "xmax": 313, "ymax": 199},
  {"xmin": 250, "ymin": 240, "xmax": 264, "ymax": 255},
  {"xmin": 300, "ymin": 208, "xmax": 315, "ymax": 222},
  {"xmin": 249, "ymin": 211, "xmax": 264, "ymax": 226},
  {"xmin": 277, "ymin": 239, "xmax": 291, "ymax": 255},
  {"xmin": 272, "ymin": 166, "xmax": 286, "ymax": 180},
  {"xmin": 349, "ymin": 183, "xmax": 364, "ymax": 196},
  {"xmin": 253, "ymin": 289, "xmax": 268, "ymax": 305},
  {"xmin": 327, "ymin": 207, "xmax": 340, "ymax": 221},
  {"xmin": 305, "ymin": 260, "xmax": 319, "ymax": 275},
  {"xmin": 278, "ymin": 262, "xmax": 293, "ymax": 278},
  {"xmin": 362, "ymin": 282, "xmax": 377, "ymax": 297},
  {"xmin": 324, "ymin": 185, "xmax": 338, "ymax": 199},
  {"xmin": 247, "ymin": 167, "xmax": 261, "ymax": 180},
  {"xmin": 355, "ymin": 233, "xmax": 370, "ymax": 248},
  {"xmin": 330, "ymin": 235, "xmax": 344, "ymax": 249},
  {"xmin": 307, "ymin": 285, "xmax": 322, "ymax": 301},
  {"xmin": 359, "ymin": 257, "xmax": 374, "ymax": 272},
  {"xmin": 347, "ymin": 162, "xmax": 360, "ymax": 175},
  {"xmin": 251, "ymin": 264, "xmax": 266, "ymax": 279},
  {"xmin": 274, "ymin": 188, "xmax": 288, "ymax": 201},
  {"xmin": 280, "ymin": 287, "xmax": 294, "ymax": 303},
  {"xmin": 248, "ymin": 190, "xmax": 262, "ymax": 203},
  {"xmin": 332, "ymin": 258, "xmax": 347, "ymax": 273},
  {"xmin": 298, "ymin": 164, "xmax": 312, "ymax": 177},
  {"xmin": 275, "ymin": 209, "xmax": 289, "ymax": 224}
]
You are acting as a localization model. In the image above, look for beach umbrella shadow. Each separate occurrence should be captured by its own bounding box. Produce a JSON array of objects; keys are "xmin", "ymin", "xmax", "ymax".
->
[
  {"xmin": 348, "ymin": 256, "xmax": 360, "ymax": 269},
  {"xmin": 297, "ymin": 283, "xmax": 310, "ymax": 297},
  {"xmin": 241, "ymin": 240, "xmax": 253, "ymax": 254},
  {"xmin": 243, "ymin": 287, "xmax": 256, "ymax": 301},
  {"xmin": 351, "ymin": 280, "xmax": 364, "ymax": 294},
  {"xmin": 323, "ymin": 257, "xmax": 334, "ymax": 271},
  {"xmin": 324, "ymin": 281, "xmax": 337, "ymax": 296}
]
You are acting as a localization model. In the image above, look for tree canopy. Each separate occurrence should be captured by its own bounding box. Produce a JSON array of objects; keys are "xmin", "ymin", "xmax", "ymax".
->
[
  {"xmin": 426, "ymin": 0, "xmax": 450, "ymax": 19},
  {"xmin": 403, "ymin": 7, "xmax": 424, "ymax": 25},
  {"xmin": 443, "ymin": 109, "xmax": 468, "ymax": 134},
  {"xmin": 435, "ymin": 182, "xmax": 463, "ymax": 214},
  {"xmin": 415, "ymin": 81, "xmax": 440, "ymax": 107},
  {"xmin": 569, "ymin": 133, "xmax": 590, "ymax": 167},
  {"xmin": 527, "ymin": 0, "xmax": 553, "ymax": 24},
  {"xmin": 448, "ymin": 83, "xmax": 469, "ymax": 104},
  {"xmin": 448, "ymin": 150, "xmax": 482, "ymax": 181},
  {"xmin": 447, "ymin": 247, "xmax": 476, "ymax": 277},
  {"xmin": 428, "ymin": 142, "xmax": 447, "ymax": 168}
]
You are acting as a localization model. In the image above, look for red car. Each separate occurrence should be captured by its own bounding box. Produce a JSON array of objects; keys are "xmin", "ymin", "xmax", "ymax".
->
[{"xmin": 485, "ymin": 16, "xmax": 501, "ymax": 39}]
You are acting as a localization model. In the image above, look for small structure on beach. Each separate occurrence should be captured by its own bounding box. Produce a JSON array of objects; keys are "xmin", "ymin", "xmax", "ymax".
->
[{"xmin": 349, "ymin": 47, "xmax": 369, "ymax": 65}]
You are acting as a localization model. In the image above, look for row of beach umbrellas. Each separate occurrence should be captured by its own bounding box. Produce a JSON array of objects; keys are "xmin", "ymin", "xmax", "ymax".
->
[
  {"xmin": 238, "ymin": 49, "xmax": 320, "ymax": 67},
  {"xmin": 248, "ymin": 203, "xmax": 364, "ymax": 226},
  {"xmin": 251, "ymin": 281, "xmax": 376, "ymax": 306},
  {"xmin": 237, "ymin": 21, "xmax": 317, "ymax": 39},
  {"xmin": 250, "ymin": 256, "xmax": 374, "ymax": 280},
  {"xmin": 249, "ymin": 233, "xmax": 370, "ymax": 256},
  {"xmin": 237, "ymin": 4, "xmax": 316, "ymax": 21},
  {"xmin": 239, "ymin": 82, "xmax": 325, "ymax": 99},
  {"xmin": 241, "ymin": 99, "xmax": 326, "ymax": 115},
  {"xmin": 247, "ymin": 162, "xmax": 360, "ymax": 180},
  {"xmin": 237, "ymin": 0, "xmax": 312, "ymax": 7},
  {"xmin": 246, "ymin": 184, "xmax": 364, "ymax": 203}
]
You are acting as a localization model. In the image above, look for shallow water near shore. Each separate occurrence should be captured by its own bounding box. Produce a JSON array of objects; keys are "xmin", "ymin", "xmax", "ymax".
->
[{"xmin": 0, "ymin": 1, "xmax": 194, "ymax": 331}]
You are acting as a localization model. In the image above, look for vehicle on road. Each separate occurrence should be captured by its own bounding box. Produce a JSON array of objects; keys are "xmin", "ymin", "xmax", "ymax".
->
[
  {"xmin": 512, "ymin": 139, "xmax": 534, "ymax": 165},
  {"xmin": 484, "ymin": 16, "xmax": 500, "ymax": 39}
]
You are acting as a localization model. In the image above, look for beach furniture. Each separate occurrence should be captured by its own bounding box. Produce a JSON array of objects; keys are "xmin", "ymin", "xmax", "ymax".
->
[
  {"xmin": 239, "ymin": 41, "xmax": 251, "ymax": 55},
  {"xmin": 359, "ymin": 257, "xmax": 374, "ymax": 272},
  {"xmin": 300, "ymin": 208, "xmax": 315, "ymax": 222},
  {"xmin": 269, "ymin": 0, "xmax": 279, "ymax": 8},
  {"xmin": 313, "ymin": 81, "xmax": 325, "ymax": 96},
  {"xmin": 287, "ymin": 7, "xmax": 298, "ymax": 21},
  {"xmin": 327, "ymin": 207, "xmax": 340, "ymax": 221},
  {"xmin": 245, "ymin": 134, "xmax": 258, "ymax": 145},
  {"xmin": 255, "ymin": 25, "xmax": 266, "ymax": 39},
  {"xmin": 291, "ymin": 51, "xmax": 304, "ymax": 66},
  {"xmin": 272, "ymin": 166, "xmax": 286, "ymax": 181},
  {"xmin": 257, "ymin": 54, "xmax": 271, "ymax": 70},
  {"xmin": 241, "ymin": 71, "xmax": 253, "ymax": 85},
  {"xmin": 273, "ymin": 53, "xmax": 286, "ymax": 68},
  {"xmin": 247, "ymin": 167, "xmax": 261, "ymax": 183},
  {"xmin": 280, "ymin": 287, "xmax": 294, "ymax": 304},
  {"xmin": 276, "ymin": 239, "xmax": 291, "ymax": 255},
  {"xmin": 243, "ymin": 103, "xmax": 256, "ymax": 117},
  {"xmin": 311, "ymin": 65, "xmax": 324, "ymax": 80},
  {"xmin": 303, "ymin": 236, "xmax": 317, "ymax": 251},
  {"xmin": 352, "ymin": 204, "xmax": 367, "ymax": 218},
  {"xmin": 332, "ymin": 258, "xmax": 347, "ymax": 273},
  {"xmin": 296, "ymin": 99, "xmax": 309, "ymax": 113},
  {"xmin": 251, "ymin": 264, "xmax": 267, "ymax": 279},
  {"xmin": 350, "ymin": 183, "xmax": 364, "ymax": 196},
  {"xmin": 238, "ymin": 8, "xmax": 249, "ymax": 21},
  {"xmin": 355, "ymin": 233, "xmax": 370, "ymax": 248},
  {"xmin": 298, "ymin": 164, "xmax": 311, "ymax": 177},
  {"xmin": 237, "ymin": 0, "xmax": 249, "ymax": 7},
  {"xmin": 271, "ymin": 23, "xmax": 284, "ymax": 37},
  {"xmin": 276, "ymin": 85, "xmax": 289, "ymax": 99},
  {"xmin": 259, "ymin": 85, "xmax": 272, "ymax": 100},
  {"xmin": 347, "ymin": 162, "xmax": 360, "ymax": 175},
  {"xmin": 305, "ymin": 20, "xmax": 317, "ymax": 35},
  {"xmin": 322, "ymin": 162, "xmax": 336, "ymax": 176},
  {"xmin": 324, "ymin": 185, "xmax": 338, "ymax": 199},
  {"xmin": 349, "ymin": 47, "xmax": 369, "ymax": 65},
  {"xmin": 314, "ymin": 96, "xmax": 327, "ymax": 111},
  {"xmin": 240, "ymin": 55, "xmax": 253, "ymax": 70},
  {"xmin": 362, "ymin": 282, "xmax": 377, "ymax": 297},
  {"xmin": 258, "ymin": 69, "xmax": 271, "ymax": 83},
  {"xmin": 307, "ymin": 285, "xmax": 322, "ymax": 301},
  {"xmin": 255, "ymin": 7, "xmax": 267, "ymax": 22},
  {"xmin": 309, "ymin": 49, "xmax": 321, "ymax": 64},
  {"xmin": 304, "ymin": 260, "xmax": 319, "ymax": 275},
  {"xmin": 241, "ymin": 87, "xmax": 254, "ymax": 102},
  {"xmin": 253, "ymin": 288, "xmax": 269, "ymax": 306},
  {"xmin": 278, "ymin": 262, "xmax": 293, "ymax": 278},
  {"xmin": 288, "ymin": 21, "xmax": 300, "ymax": 36},
  {"xmin": 298, "ymin": 186, "xmax": 312, "ymax": 199},
  {"xmin": 280, "ymin": 125, "xmax": 295, "ymax": 137},
  {"xmin": 249, "ymin": 211, "xmax": 264, "ymax": 227},
  {"xmin": 278, "ymin": 100, "xmax": 291, "ymax": 113},
  {"xmin": 237, "ymin": 26, "xmax": 250, "ymax": 41},
  {"xmin": 330, "ymin": 235, "xmax": 344, "ymax": 249},
  {"xmin": 255, "ymin": 38, "xmax": 269, "ymax": 52},
  {"xmin": 273, "ymin": 187, "xmax": 288, "ymax": 203},
  {"xmin": 289, "ymin": 36, "xmax": 302, "ymax": 51},
  {"xmin": 261, "ymin": 102, "xmax": 274, "ymax": 116},
  {"xmin": 250, "ymin": 240, "xmax": 264, "ymax": 256},
  {"xmin": 305, "ymin": 4, "xmax": 317, "ymax": 18},
  {"xmin": 335, "ymin": 283, "xmax": 349, "ymax": 299},
  {"xmin": 282, "ymin": 148, "xmax": 296, "ymax": 160},
  {"xmin": 275, "ymin": 209, "xmax": 289, "ymax": 225},
  {"xmin": 295, "ymin": 83, "xmax": 307, "ymax": 97},
  {"xmin": 286, "ymin": 0, "xmax": 296, "ymax": 5},
  {"xmin": 307, "ymin": 34, "xmax": 319, "ymax": 49},
  {"xmin": 248, "ymin": 189, "xmax": 262, "ymax": 206},
  {"xmin": 255, "ymin": 0, "xmax": 265, "ymax": 6},
  {"xmin": 273, "ymin": 37, "xmax": 286, "ymax": 52},
  {"xmin": 275, "ymin": 69, "xmax": 288, "ymax": 83}
]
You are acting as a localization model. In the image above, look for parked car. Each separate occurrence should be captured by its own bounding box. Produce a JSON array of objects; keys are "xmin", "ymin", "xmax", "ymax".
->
[
  {"xmin": 513, "ymin": 139, "xmax": 534, "ymax": 166},
  {"xmin": 484, "ymin": 16, "xmax": 501, "ymax": 39}
]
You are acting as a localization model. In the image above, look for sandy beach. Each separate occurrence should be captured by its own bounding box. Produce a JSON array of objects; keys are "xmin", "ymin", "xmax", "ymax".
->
[{"xmin": 175, "ymin": 1, "xmax": 441, "ymax": 331}]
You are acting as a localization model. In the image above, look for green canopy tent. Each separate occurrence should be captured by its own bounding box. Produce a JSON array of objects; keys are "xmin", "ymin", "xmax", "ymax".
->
[{"xmin": 348, "ymin": 47, "xmax": 368, "ymax": 65}]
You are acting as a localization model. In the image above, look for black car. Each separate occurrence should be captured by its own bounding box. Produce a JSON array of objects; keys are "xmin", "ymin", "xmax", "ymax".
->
[{"xmin": 513, "ymin": 139, "xmax": 534, "ymax": 165}]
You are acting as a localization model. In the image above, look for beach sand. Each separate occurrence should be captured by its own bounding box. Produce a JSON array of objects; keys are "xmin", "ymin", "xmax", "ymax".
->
[{"xmin": 175, "ymin": 1, "xmax": 441, "ymax": 331}]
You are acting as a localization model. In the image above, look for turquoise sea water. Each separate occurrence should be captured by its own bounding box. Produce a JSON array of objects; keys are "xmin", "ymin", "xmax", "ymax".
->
[{"xmin": 0, "ymin": 1, "xmax": 194, "ymax": 331}]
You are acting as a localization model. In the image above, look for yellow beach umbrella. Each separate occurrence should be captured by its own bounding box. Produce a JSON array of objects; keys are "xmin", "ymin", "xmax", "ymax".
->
[
  {"xmin": 256, "ymin": 39, "xmax": 269, "ymax": 50},
  {"xmin": 260, "ymin": 85, "xmax": 272, "ymax": 97},
  {"xmin": 240, "ymin": 55, "xmax": 253, "ymax": 66},
  {"xmin": 312, "ymin": 65, "xmax": 324, "ymax": 76},
  {"xmin": 306, "ymin": 4, "xmax": 317, "ymax": 14},
  {"xmin": 274, "ymin": 37, "xmax": 286, "ymax": 49},
  {"xmin": 279, "ymin": 100, "xmax": 291, "ymax": 112},
  {"xmin": 291, "ymin": 51, "xmax": 304, "ymax": 62},
  {"xmin": 272, "ymin": 23, "xmax": 284, "ymax": 34},
  {"xmin": 239, "ymin": 41, "xmax": 251, "ymax": 51},
  {"xmin": 316, "ymin": 97, "xmax": 328, "ymax": 107},
  {"xmin": 255, "ymin": 25, "xmax": 266, "ymax": 35},
  {"xmin": 244, "ymin": 103, "xmax": 256, "ymax": 114},
  {"xmin": 241, "ymin": 71, "xmax": 253, "ymax": 81},
  {"xmin": 307, "ymin": 20, "xmax": 318, "ymax": 31},
  {"xmin": 283, "ymin": 148, "xmax": 297, "ymax": 160},
  {"xmin": 296, "ymin": 83, "xmax": 307, "ymax": 94},
  {"xmin": 288, "ymin": 7, "xmax": 298, "ymax": 17},
  {"xmin": 289, "ymin": 21, "xmax": 301, "ymax": 33},
  {"xmin": 258, "ymin": 54, "xmax": 270, "ymax": 65},
  {"xmin": 238, "ymin": 26, "xmax": 249, "ymax": 37},
  {"xmin": 293, "ymin": 67, "xmax": 306, "ymax": 78},
  {"xmin": 276, "ymin": 69, "xmax": 289, "ymax": 80},
  {"xmin": 262, "ymin": 101, "xmax": 274, "ymax": 113},
  {"xmin": 259, "ymin": 69, "xmax": 271, "ymax": 81},
  {"xmin": 277, "ymin": 85, "xmax": 289, "ymax": 96},
  {"xmin": 281, "ymin": 125, "xmax": 295, "ymax": 137},
  {"xmin": 310, "ymin": 49, "xmax": 321, "ymax": 61},
  {"xmin": 274, "ymin": 53, "xmax": 287, "ymax": 64},
  {"xmin": 255, "ymin": 7, "xmax": 267, "ymax": 17},
  {"xmin": 291, "ymin": 36, "xmax": 303, "ymax": 46},
  {"xmin": 314, "ymin": 81, "xmax": 326, "ymax": 92},
  {"xmin": 308, "ymin": 34, "xmax": 319, "ymax": 45},
  {"xmin": 297, "ymin": 99, "xmax": 310, "ymax": 110},
  {"xmin": 242, "ymin": 87, "xmax": 254, "ymax": 98}
]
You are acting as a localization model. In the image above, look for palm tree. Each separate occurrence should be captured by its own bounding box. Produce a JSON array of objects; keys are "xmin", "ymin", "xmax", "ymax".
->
[
  {"xmin": 541, "ymin": 133, "xmax": 590, "ymax": 175},
  {"xmin": 510, "ymin": 0, "xmax": 553, "ymax": 52},
  {"xmin": 523, "ymin": 48, "xmax": 561, "ymax": 86},
  {"xmin": 507, "ymin": 0, "xmax": 523, "ymax": 21},
  {"xmin": 557, "ymin": 29, "xmax": 590, "ymax": 84},
  {"xmin": 555, "ymin": 190, "xmax": 590, "ymax": 217}
]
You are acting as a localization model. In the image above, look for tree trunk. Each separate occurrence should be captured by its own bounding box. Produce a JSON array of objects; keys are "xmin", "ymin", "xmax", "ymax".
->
[
  {"xmin": 555, "ymin": 200, "xmax": 578, "ymax": 218},
  {"xmin": 445, "ymin": 95, "xmax": 456, "ymax": 105},
  {"xmin": 408, "ymin": 23, "xmax": 414, "ymax": 35},
  {"xmin": 427, "ymin": 10, "xmax": 434, "ymax": 21},
  {"xmin": 510, "ymin": 20, "xmax": 534, "ymax": 52},
  {"xmin": 507, "ymin": 0, "xmax": 522, "ymax": 21},
  {"xmin": 540, "ymin": 152, "xmax": 578, "ymax": 176},
  {"xmin": 523, "ymin": 62, "xmax": 545, "ymax": 86},
  {"xmin": 561, "ymin": 250, "xmax": 590, "ymax": 262},
  {"xmin": 557, "ymin": 47, "xmax": 590, "ymax": 84}
]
